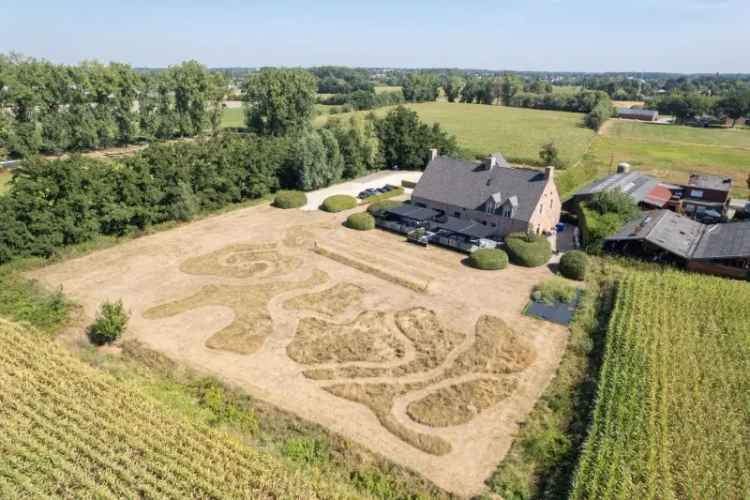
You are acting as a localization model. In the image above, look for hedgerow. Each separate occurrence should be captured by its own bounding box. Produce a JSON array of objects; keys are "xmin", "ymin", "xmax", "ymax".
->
[
  {"xmin": 367, "ymin": 200, "xmax": 402, "ymax": 216},
  {"xmin": 468, "ymin": 248, "xmax": 508, "ymax": 270},
  {"xmin": 321, "ymin": 194, "xmax": 358, "ymax": 213},
  {"xmin": 273, "ymin": 190, "xmax": 307, "ymax": 209},
  {"xmin": 505, "ymin": 232, "xmax": 552, "ymax": 267},
  {"xmin": 559, "ymin": 251, "xmax": 588, "ymax": 280},
  {"xmin": 345, "ymin": 212, "xmax": 375, "ymax": 231}
]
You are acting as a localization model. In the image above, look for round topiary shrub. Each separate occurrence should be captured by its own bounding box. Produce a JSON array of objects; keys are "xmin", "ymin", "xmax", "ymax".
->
[
  {"xmin": 559, "ymin": 250, "xmax": 587, "ymax": 280},
  {"xmin": 346, "ymin": 212, "xmax": 375, "ymax": 231},
  {"xmin": 367, "ymin": 200, "xmax": 402, "ymax": 216},
  {"xmin": 273, "ymin": 190, "xmax": 307, "ymax": 209},
  {"xmin": 505, "ymin": 232, "xmax": 553, "ymax": 268},
  {"xmin": 468, "ymin": 248, "xmax": 509, "ymax": 270},
  {"xmin": 321, "ymin": 194, "xmax": 358, "ymax": 213}
]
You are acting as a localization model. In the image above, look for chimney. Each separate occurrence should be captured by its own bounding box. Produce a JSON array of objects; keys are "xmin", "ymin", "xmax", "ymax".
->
[
  {"xmin": 617, "ymin": 162, "xmax": 631, "ymax": 174},
  {"xmin": 544, "ymin": 166, "xmax": 555, "ymax": 181},
  {"xmin": 429, "ymin": 148, "xmax": 439, "ymax": 161}
]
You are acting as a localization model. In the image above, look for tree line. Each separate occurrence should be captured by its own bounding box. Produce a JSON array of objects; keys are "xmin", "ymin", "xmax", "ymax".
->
[
  {"xmin": 648, "ymin": 89, "xmax": 750, "ymax": 126},
  {"xmin": 0, "ymin": 54, "xmax": 227, "ymax": 158},
  {"xmin": 0, "ymin": 67, "xmax": 458, "ymax": 264}
]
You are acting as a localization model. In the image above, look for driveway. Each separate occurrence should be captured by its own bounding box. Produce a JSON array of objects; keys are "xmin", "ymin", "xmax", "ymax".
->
[{"xmin": 302, "ymin": 170, "xmax": 423, "ymax": 210}]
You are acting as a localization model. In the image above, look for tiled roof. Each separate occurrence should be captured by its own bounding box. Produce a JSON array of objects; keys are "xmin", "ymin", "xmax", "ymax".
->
[{"xmin": 412, "ymin": 156, "xmax": 548, "ymax": 222}]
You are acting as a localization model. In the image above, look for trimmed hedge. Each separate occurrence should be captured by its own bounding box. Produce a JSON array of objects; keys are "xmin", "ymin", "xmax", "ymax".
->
[
  {"xmin": 345, "ymin": 212, "xmax": 375, "ymax": 231},
  {"xmin": 559, "ymin": 250, "xmax": 587, "ymax": 280},
  {"xmin": 468, "ymin": 248, "xmax": 508, "ymax": 270},
  {"xmin": 273, "ymin": 190, "xmax": 307, "ymax": 209},
  {"xmin": 367, "ymin": 200, "xmax": 402, "ymax": 216},
  {"xmin": 505, "ymin": 232, "xmax": 552, "ymax": 268},
  {"xmin": 362, "ymin": 186, "xmax": 405, "ymax": 204},
  {"xmin": 321, "ymin": 195, "xmax": 358, "ymax": 213}
]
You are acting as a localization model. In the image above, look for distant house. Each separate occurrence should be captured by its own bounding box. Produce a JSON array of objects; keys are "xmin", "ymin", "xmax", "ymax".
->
[
  {"xmin": 616, "ymin": 108, "xmax": 659, "ymax": 122},
  {"xmin": 570, "ymin": 163, "xmax": 672, "ymax": 210},
  {"xmin": 605, "ymin": 210, "xmax": 750, "ymax": 279},
  {"xmin": 411, "ymin": 150, "xmax": 561, "ymax": 237},
  {"xmin": 667, "ymin": 173, "xmax": 732, "ymax": 220}
]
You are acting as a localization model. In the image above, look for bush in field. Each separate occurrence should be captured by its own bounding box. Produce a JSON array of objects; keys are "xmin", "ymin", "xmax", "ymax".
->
[
  {"xmin": 273, "ymin": 190, "xmax": 307, "ymax": 209},
  {"xmin": 88, "ymin": 299, "xmax": 129, "ymax": 345},
  {"xmin": 559, "ymin": 250, "xmax": 588, "ymax": 280},
  {"xmin": 468, "ymin": 248, "xmax": 509, "ymax": 270},
  {"xmin": 321, "ymin": 194, "xmax": 358, "ymax": 213},
  {"xmin": 367, "ymin": 200, "xmax": 402, "ymax": 216},
  {"xmin": 505, "ymin": 232, "xmax": 552, "ymax": 267},
  {"xmin": 345, "ymin": 212, "xmax": 375, "ymax": 231}
]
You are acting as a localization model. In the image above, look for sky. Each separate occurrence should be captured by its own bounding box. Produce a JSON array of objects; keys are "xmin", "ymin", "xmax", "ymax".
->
[{"xmin": 2, "ymin": 0, "xmax": 749, "ymax": 73}]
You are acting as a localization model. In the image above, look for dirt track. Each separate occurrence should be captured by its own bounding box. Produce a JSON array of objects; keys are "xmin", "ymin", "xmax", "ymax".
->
[{"xmin": 31, "ymin": 202, "xmax": 568, "ymax": 497}]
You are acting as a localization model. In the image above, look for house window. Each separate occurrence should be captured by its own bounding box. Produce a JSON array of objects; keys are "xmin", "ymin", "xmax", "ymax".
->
[
  {"xmin": 454, "ymin": 212, "xmax": 461, "ymax": 217},
  {"xmin": 690, "ymin": 190, "xmax": 704, "ymax": 199}
]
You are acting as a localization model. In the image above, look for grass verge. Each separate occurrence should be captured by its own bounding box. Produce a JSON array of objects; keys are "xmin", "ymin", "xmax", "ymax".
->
[{"xmin": 487, "ymin": 258, "xmax": 617, "ymax": 499}]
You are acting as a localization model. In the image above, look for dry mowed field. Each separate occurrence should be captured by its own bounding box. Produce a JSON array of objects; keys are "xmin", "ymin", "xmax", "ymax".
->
[{"xmin": 32, "ymin": 203, "xmax": 567, "ymax": 496}]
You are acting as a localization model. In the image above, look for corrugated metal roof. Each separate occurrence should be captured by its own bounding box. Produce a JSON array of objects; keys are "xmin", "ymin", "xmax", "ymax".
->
[
  {"xmin": 687, "ymin": 174, "xmax": 732, "ymax": 192},
  {"xmin": 692, "ymin": 222, "xmax": 750, "ymax": 260},
  {"xmin": 575, "ymin": 171, "xmax": 659, "ymax": 205},
  {"xmin": 606, "ymin": 210, "xmax": 704, "ymax": 259}
]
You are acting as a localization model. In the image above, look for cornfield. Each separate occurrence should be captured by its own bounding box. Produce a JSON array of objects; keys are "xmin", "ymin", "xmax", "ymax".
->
[
  {"xmin": 0, "ymin": 318, "xmax": 362, "ymax": 499},
  {"xmin": 570, "ymin": 269, "xmax": 750, "ymax": 499}
]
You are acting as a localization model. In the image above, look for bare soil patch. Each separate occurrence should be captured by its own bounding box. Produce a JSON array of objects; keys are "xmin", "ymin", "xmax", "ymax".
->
[{"xmin": 30, "ymin": 201, "xmax": 569, "ymax": 497}]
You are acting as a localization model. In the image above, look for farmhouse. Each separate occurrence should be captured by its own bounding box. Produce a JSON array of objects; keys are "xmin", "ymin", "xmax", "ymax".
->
[
  {"xmin": 410, "ymin": 150, "xmax": 561, "ymax": 237},
  {"xmin": 604, "ymin": 209, "xmax": 750, "ymax": 279},
  {"xmin": 570, "ymin": 163, "xmax": 672, "ymax": 209},
  {"xmin": 667, "ymin": 173, "xmax": 732, "ymax": 220},
  {"xmin": 616, "ymin": 108, "xmax": 659, "ymax": 122}
]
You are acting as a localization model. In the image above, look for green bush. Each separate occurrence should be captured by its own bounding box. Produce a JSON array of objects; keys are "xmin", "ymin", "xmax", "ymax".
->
[
  {"xmin": 468, "ymin": 248, "xmax": 508, "ymax": 270},
  {"xmin": 367, "ymin": 200, "xmax": 402, "ymax": 216},
  {"xmin": 282, "ymin": 437, "xmax": 330, "ymax": 466},
  {"xmin": 345, "ymin": 212, "xmax": 375, "ymax": 231},
  {"xmin": 559, "ymin": 250, "xmax": 587, "ymax": 280},
  {"xmin": 88, "ymin": 299, "xmax": 129, "ymax": 345},
  {"xmin": 505, "ymin": 232, "xmax": 552, "ymax": 267},
  {"xmin": 362, "ymin": 186, "xmax": 405, "ymax": 204},
  {"xmin": 321, "ymin": 194, "xmax": 358, "ymax": 213},
  {"xmin": 532, "ymin": 278, "xmax": 577, "ymax": 304},
  {"xmin": 273, "ymin": 190, "xmax": 307, "ymax": 209}
]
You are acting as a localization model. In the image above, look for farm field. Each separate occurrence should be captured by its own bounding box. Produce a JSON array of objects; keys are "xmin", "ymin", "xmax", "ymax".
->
[
  {"xmin": 0, "ymin": 318, "xmax": 362, "ymax": 499},
  {"xmin": 570, "ymin": 269, "xmax": 750, "ymax": 500},
  {"xmin": 311, "ymin": 101, "xmax": 596, "ymax": 166},
  {"xmin": 374, "ymin": 85, "xmax": 402, "ymax": 94},
  {"xmin": 597, "ymin": 120, "xmax": 750, "ymax": 197},
  {"xmin": 30, "ymin": 200, "xmax": 568, "ymax": 496}
]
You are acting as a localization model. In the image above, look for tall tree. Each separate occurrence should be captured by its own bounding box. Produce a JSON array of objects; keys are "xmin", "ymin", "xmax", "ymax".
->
[
  {"xmin": 716, "ymin": 90, "xmax": 750, "ymax": 127},
  {"xmin": 443, "ymin": 75, "xmax": 465, "ymax": 103},
  {"xmin": 500, "ymin": 75, "xmax": 524, "ymax": 106},
  {"xmin": 242, "ymin": 68, "xmax": 317, "ymax": 137},
  {"xmin": 374, "ymin": 106, "xmax": 458, "ymax": 169}
]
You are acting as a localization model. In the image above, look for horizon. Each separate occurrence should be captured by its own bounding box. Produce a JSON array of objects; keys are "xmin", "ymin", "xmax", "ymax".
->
[{"xmin": 2, "ymin": 0, "xmax": 749, "ymax": 74}]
